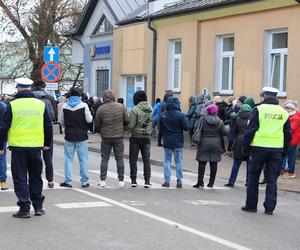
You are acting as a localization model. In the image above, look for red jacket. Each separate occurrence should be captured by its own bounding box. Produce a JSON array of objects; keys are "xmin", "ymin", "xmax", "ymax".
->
[{"xmin": 289, "ymin": 113, "xmax": 300, "ymax": 146}]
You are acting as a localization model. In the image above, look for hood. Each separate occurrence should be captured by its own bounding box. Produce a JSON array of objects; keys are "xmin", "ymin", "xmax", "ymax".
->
[
  {"xmin": 166, "ymin": 97, "xmax": 181, "ymax": 111},
  {"xmin": 137, "ymin": 101, "xmax": 152, "ymax": 113},
  {"xmin": 102, "ymin": 90, "xmax": 115, "ymax": 103},
  {"xmin": 204, "ymin": 114, "xmax": 221, "ymax": 126},
  {"xmin": 33, "ymin": 90, "xmax": 47, "ymax": 98},
  {"xmin": 239, "ymin": 110, "xmax": 251, "ymax": 119},
  {"xmin": 262, "ymin": 97, "xmax": 279, "ymax": 105},
  {"xmin": 67, "ymin": 96, "xmax": 81, "ymax": 108},
  {"xmin": 15, "ymin": 90, "xmax": 35, "ymax": 99}
]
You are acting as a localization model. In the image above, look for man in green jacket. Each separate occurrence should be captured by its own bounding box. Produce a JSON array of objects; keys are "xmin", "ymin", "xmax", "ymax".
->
[{"xmin": 127, "ymin": 90, "xmax": 153, "ymax": 188}]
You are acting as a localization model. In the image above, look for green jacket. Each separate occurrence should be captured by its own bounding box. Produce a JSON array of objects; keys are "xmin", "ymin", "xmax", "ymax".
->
[{"xmin": 127, "ymin": 101, "xmax": 153, "ymax": 137}]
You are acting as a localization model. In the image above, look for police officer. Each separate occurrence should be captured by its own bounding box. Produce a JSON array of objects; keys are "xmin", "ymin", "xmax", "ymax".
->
[
  {"xmin": 0, "ymin": 78, "xmax": 53, "ymax": 218},
  {"xmin": 242, "ymin": 87, "xmax": 291, "ymax": 215}
]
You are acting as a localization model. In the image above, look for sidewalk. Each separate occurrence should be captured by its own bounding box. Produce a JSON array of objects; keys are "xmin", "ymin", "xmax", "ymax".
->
[{"xmin": 53, "ymin": 126, "xmax": 300, "ymax": 193}]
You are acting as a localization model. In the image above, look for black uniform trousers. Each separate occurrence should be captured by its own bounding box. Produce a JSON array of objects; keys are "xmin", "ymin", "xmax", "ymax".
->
[
  {"xmin": 43, "ymin": 140, "xmax": 54, "ymax": 182},
  {"xmin": 11, "ymin": 150, "xmax": 44, "ymax": 213},
  {"xmin": 246, "ymin": 151, "xmax": 282, "ymax": 212}
]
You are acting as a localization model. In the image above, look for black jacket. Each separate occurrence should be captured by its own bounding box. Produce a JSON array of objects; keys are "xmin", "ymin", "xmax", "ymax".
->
[
  {"xmin": 0, "ymin": 91, "xmax": 53, "ymax": 150},
  {"xmin": 243, "ymin": 98, "xmax": 291, "ymax": 154}
]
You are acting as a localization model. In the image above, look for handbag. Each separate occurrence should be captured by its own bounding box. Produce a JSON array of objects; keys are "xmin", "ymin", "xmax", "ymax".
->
[{"xmin": 192, "ymin": 117, "xmax": 204, "ymax": 144}]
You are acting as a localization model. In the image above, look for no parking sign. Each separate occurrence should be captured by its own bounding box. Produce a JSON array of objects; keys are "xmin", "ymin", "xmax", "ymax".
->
[{"xmin": 41, "ymin": 62, "xmax": 62, "ymax": 83}]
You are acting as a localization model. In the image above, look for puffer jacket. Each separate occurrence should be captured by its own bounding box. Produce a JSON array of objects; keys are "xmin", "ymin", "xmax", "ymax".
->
[
  {"xmin": 127, "ymin": 101, "xmax": 153, "ymax": 137},
  {"xmin": 159, "ymin": 97, "xmax": 189, "ymax": 148},
  {"xmin": 289, "ymin": 112, "xmax": 300, "ymax": 146}
]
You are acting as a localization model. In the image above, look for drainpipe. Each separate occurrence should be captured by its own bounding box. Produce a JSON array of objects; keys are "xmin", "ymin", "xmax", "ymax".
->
[{"xmin": 147, "ymin": 15, "xmax": 157, "ymax": 106}]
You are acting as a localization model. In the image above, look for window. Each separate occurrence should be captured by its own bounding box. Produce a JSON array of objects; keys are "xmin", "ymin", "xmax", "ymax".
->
[
  {"xmin": 215, "ymin": 35, "xmax": 234, "ymax": 94},
  {"xmin": 264, "ymin": 30, "xmax": 288, "ymax": 96},
  {"xmin": 125, "ymin": 75, "xmax": 145, "ymax": 110},
  {"xmin": 168, "ymin": 39, "xmax": 182, "ymax": 91},
  {"xmin": 92, "ymin": 16, "xmax": 113, "ymax": 36}
]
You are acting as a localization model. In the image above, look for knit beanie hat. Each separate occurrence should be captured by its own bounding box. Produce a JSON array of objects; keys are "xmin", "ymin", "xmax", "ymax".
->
[
  {"xmin": 206, "ymin": 104, "xmax": 218, "ymax": 115},
  {"xmin": 213, "ymin": 95, "xmax": 223, "ymax": 103},
  {"xmin": 238, "ymin": 96, "xmax": 247, "ymax": 104},
  {"xmin": 244, "ymin": 97, "xmax": 255, "ymax": 108},
  {"xmin": 240, "ymin": 104, "xmax": 252, "ymax": 112},
  {"xmin": 284, "ymin": 103, "xmax": 296, "ymax": 110}
]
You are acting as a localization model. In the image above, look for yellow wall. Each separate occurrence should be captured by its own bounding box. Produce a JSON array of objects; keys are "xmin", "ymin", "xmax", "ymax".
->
[
  {"xmin": 112, "ymin": 23, "xmax": 153, "ymax": 99},
  {"xmin": 156, "ymin": 21, "xmax": 198, "ymax": 110},
  {"xmin": 155, "ymin": 5, "xmax": 300, "ymax": 111}
]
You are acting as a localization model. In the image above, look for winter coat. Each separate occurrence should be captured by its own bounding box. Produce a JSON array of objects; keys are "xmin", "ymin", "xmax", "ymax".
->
[
  {"xmin": 216, "ymin": 101, "xmax": 228, "ymax": 122},
  {"xmin": 289, "ymin": 113, "xmax": 300, "ymax": 146},
  {"xmin": 185, "ymin": 98, "xmax": 196, "ymax": 128},
  {"xmin": 127, "ymin": 101, "xmax": 153, "ymax": 137},
  {"xmin": 95, "ymin": 91, "xmax": 129, "ymax": 139},
  {"xmin": 153, "ymin": 102, "xmax": 162, "ymax": 122},
  {"xmin": 196, "ymin": 114, "xmax": 227, "ymax": 162},
  {"xmin": 159, "ymin": 97, "xmax": 189, "ymax": 149},
  {"xmin": 232, "ymin": 110, "xmax": 251, "ymax": 160},
  {"xmin": 33, "ymin": 90, "xmax": 56, "ymax": 121}
]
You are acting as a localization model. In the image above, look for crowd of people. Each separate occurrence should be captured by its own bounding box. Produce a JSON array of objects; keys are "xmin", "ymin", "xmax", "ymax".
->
[{"xmin": 0, "ymin": 77, "xmax": 299, "ymax": 218}]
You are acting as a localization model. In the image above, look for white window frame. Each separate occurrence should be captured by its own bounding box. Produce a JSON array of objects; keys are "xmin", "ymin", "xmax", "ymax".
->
[
  {"xmin": 215, "ymin": 35, "xmax": 234, "ymax": 95},
  {"xmin": 168, "ymin": 39, "xmax": 182, "ymax": 92},
  {"xmin": 264, "ymin": 29, "xmax": 288, "ymax": 97}
]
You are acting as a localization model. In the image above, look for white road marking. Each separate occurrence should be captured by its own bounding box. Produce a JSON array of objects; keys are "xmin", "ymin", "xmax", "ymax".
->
[
  {"xmin": 55, "ymin": 201, "xmax": 112, "ymax": 209},
  {"xmin": 122, "ymin": 200, "xmax": 145, "ymax": 206},
  {"xmin": 73, "ymin": 188, "xmax": 251, "ymax": 250},
  {"xmin": 183, "ymin": 200, "xmax": 234, "ymax": 206},
  {"xmin": 0, "ymin": 206, "xmax": 19, "ymax": 213}
]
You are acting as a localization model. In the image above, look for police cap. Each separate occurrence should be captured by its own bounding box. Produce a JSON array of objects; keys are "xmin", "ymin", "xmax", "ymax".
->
[
  {"xmin": 15, "ymin": 78, "xmax": 33, "ymax": 88},
  {"xmin": 262, "ymin": 86, "xmax": 279, "ymax": 97}
]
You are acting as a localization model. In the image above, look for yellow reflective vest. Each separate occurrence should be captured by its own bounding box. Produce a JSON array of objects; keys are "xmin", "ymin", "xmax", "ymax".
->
[
  {"xmin": 251, "ymin": 104, "xmax": 288, "ymax": 148},
  {"xmin": 8, "ymin": 98, "xmax": 45, "ymax": 147}
]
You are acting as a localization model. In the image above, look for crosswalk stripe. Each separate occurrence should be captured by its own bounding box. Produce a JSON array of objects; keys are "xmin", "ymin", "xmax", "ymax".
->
[
  {"xmin": 0, "ymin": 206, "xmax": 19, "ymax": 213},
  {"xmin": 55, "ymin": 201, "xmax": 112, "ymax": 209}
]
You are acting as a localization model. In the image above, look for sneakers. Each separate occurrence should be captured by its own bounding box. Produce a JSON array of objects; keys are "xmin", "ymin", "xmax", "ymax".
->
[
  {"xmin": 34, "ymin": 208, "xmax": 46, "ymax": 216},
  {"xmin": 119, "ymin": 181, "xmax": 125, "ymax": 188},
  {"xmin": 99, "ymin": 180, "xmax": 106, "ymax": 188},
  {"xmin": 176, "ymin": 182, "xmax": 182, "ymax": 188},
  {"xmin": 193, "ymin": 182, "xmax": 204, "ymax": 188},
  {"xmin": 161, "ymin": 182, "xmax": 170, "ymax": 188},
  {"xmin": 60, "ymin": 182, "xmax": 72, "ymax": 188},
  {"xmin": 283, "ymin": 173, "xmax": 296, "ymax": 179},
  {"xmin": 48, "ymin": 181, "xmax": 54, "ymax": 188},
  {"xmin": 12, "ymin": 211, "xmax": 31, "ymax": 219},
  {"xmin": 224, "ymin": 183, "xmax": 234, "ymax": 187},
  {"xmin": 131, "ymin": 180, "xmax": 137, "ymax": 187},
  {"xmin": 0, "ymin": 181, "xmax": 9, "ymax": 190},
  {"xmin": 144, "ymin": 181, "xmax": 151, "ymax": 188},
  {"xmin": 81, "ymin": 183, "xmax": 90, "ymax": 188}
]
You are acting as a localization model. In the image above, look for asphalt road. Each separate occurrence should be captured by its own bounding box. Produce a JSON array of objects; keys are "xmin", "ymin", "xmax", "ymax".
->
[{"xmin": 0, "ymin": 145, "xmax": 299, "ymax": 250}]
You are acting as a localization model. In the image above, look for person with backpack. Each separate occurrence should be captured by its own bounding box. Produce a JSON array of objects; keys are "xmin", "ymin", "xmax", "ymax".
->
[{"xmin": 32, "ymin": 79, "xmax": 56, "ymax": 188}]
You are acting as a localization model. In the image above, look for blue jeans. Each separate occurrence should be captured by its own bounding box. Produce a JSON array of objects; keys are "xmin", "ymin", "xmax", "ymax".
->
[
  {"xmin": 163, "ymin": 148, "xmax": 183, "ymax": 182},
  {"xmin": 282, "ymin": 146, "xmax": 297, "ymax": 174},
  {"xmin": 0, "ymin": 141, "xmax": 7, "ymax": 181},
  {"xmin": 64, "ymin": 140, "xmax": 89, "ymax": 185},
  {"xmin": 228, "ymin": 159, "xmax": 249, "ymax": 185}
]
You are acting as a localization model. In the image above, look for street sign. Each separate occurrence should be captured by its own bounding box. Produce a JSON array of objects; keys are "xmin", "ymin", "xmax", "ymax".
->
[
  {"xmin": 44, "ymin": 46, "xmax": 60, "ymax": 63},
  {"xmin": 45, "ymin": 82, "xmax": 59, "ymax": 91},
  {"xmin": 41, "ymin": 62, "xmax": 63, "ymax": 83}
]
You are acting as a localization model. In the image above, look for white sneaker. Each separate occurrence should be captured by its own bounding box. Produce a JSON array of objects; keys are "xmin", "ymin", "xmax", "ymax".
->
[
  {"xmin": 119, "ymin": 181, "xmax": 125, "ymax": 188},
  {"xmin": 99, "ymin": 180, "xmax": 106, "ymax": 188}
]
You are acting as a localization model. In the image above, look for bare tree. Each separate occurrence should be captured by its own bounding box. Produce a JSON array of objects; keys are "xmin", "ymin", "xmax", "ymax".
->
[{"xmin": 0, "ymin": 0, "xmax": 86, "ymax": 81}]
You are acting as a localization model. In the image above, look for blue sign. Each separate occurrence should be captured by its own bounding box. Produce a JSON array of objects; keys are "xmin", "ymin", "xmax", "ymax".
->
[
  {"xmin": 90, "ymin": 46, "xmax": 110, "ymax": 57},
  {"xmin": 44, "ymin": 46, "xmax": 60, "ymax": 63}
]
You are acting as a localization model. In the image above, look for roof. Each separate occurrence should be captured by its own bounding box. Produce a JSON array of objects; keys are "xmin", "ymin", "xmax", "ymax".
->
[
  {"xmin": 151, "ymin": 0, "xmax": 262, "ymax": 19},
  {"xmin": 66, "ymin": 0, "xmax": 147, "ymax": 36},
  {"xmin": 117, "ymin": 0, "xmax": 262, "ymax": 26}
]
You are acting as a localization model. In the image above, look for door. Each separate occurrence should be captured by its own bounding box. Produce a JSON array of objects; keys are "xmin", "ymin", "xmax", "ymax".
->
[
  {"xmin": 126, "ymin": 76, "xmax": 145, "ymax": 110},
  {"xmin": 96, "ymin": 69, "xmax": 109, "ymax": 97}
]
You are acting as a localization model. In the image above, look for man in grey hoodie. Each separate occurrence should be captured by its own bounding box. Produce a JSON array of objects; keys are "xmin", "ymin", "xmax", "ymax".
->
[{"xmin": 127, "ymin": 90, "xmax": 153, "ymax": 188}]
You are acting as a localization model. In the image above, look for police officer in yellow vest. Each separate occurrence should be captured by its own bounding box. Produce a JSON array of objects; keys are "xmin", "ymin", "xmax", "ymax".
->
[
  {"xmin": 0, "ymin": 78, "xmax": 53, "ymax": 218},
  {"xmin": 242, "ymin": 87, "xmax": 291, "ymax": 215}
]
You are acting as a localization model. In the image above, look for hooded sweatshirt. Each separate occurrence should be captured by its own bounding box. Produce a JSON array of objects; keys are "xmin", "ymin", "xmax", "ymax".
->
[
  {"xmin": 95, "ymin": 90, "xmax": 129, "ymax": 139},
  {"xmin": 127, "ymin": 101, "xmax": 153, "ymax": 137},
  {"xmin": 60, "ymin": 96, "xmax": 93, "ymax": 142},
  {"xmin": 159, "ymin": 97, "xmax": 189, "ymax": 148}
]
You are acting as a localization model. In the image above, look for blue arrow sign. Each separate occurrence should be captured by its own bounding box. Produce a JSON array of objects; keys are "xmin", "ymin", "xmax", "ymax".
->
[{"xmin": 44, "ymin": 46, "xmax": 60, "ymax": 63}]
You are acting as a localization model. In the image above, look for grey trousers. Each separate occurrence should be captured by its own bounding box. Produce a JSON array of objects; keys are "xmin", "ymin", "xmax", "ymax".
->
[{"xmin": 100, "ymin": 138, "xmax": 125, "ymax": 181}]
